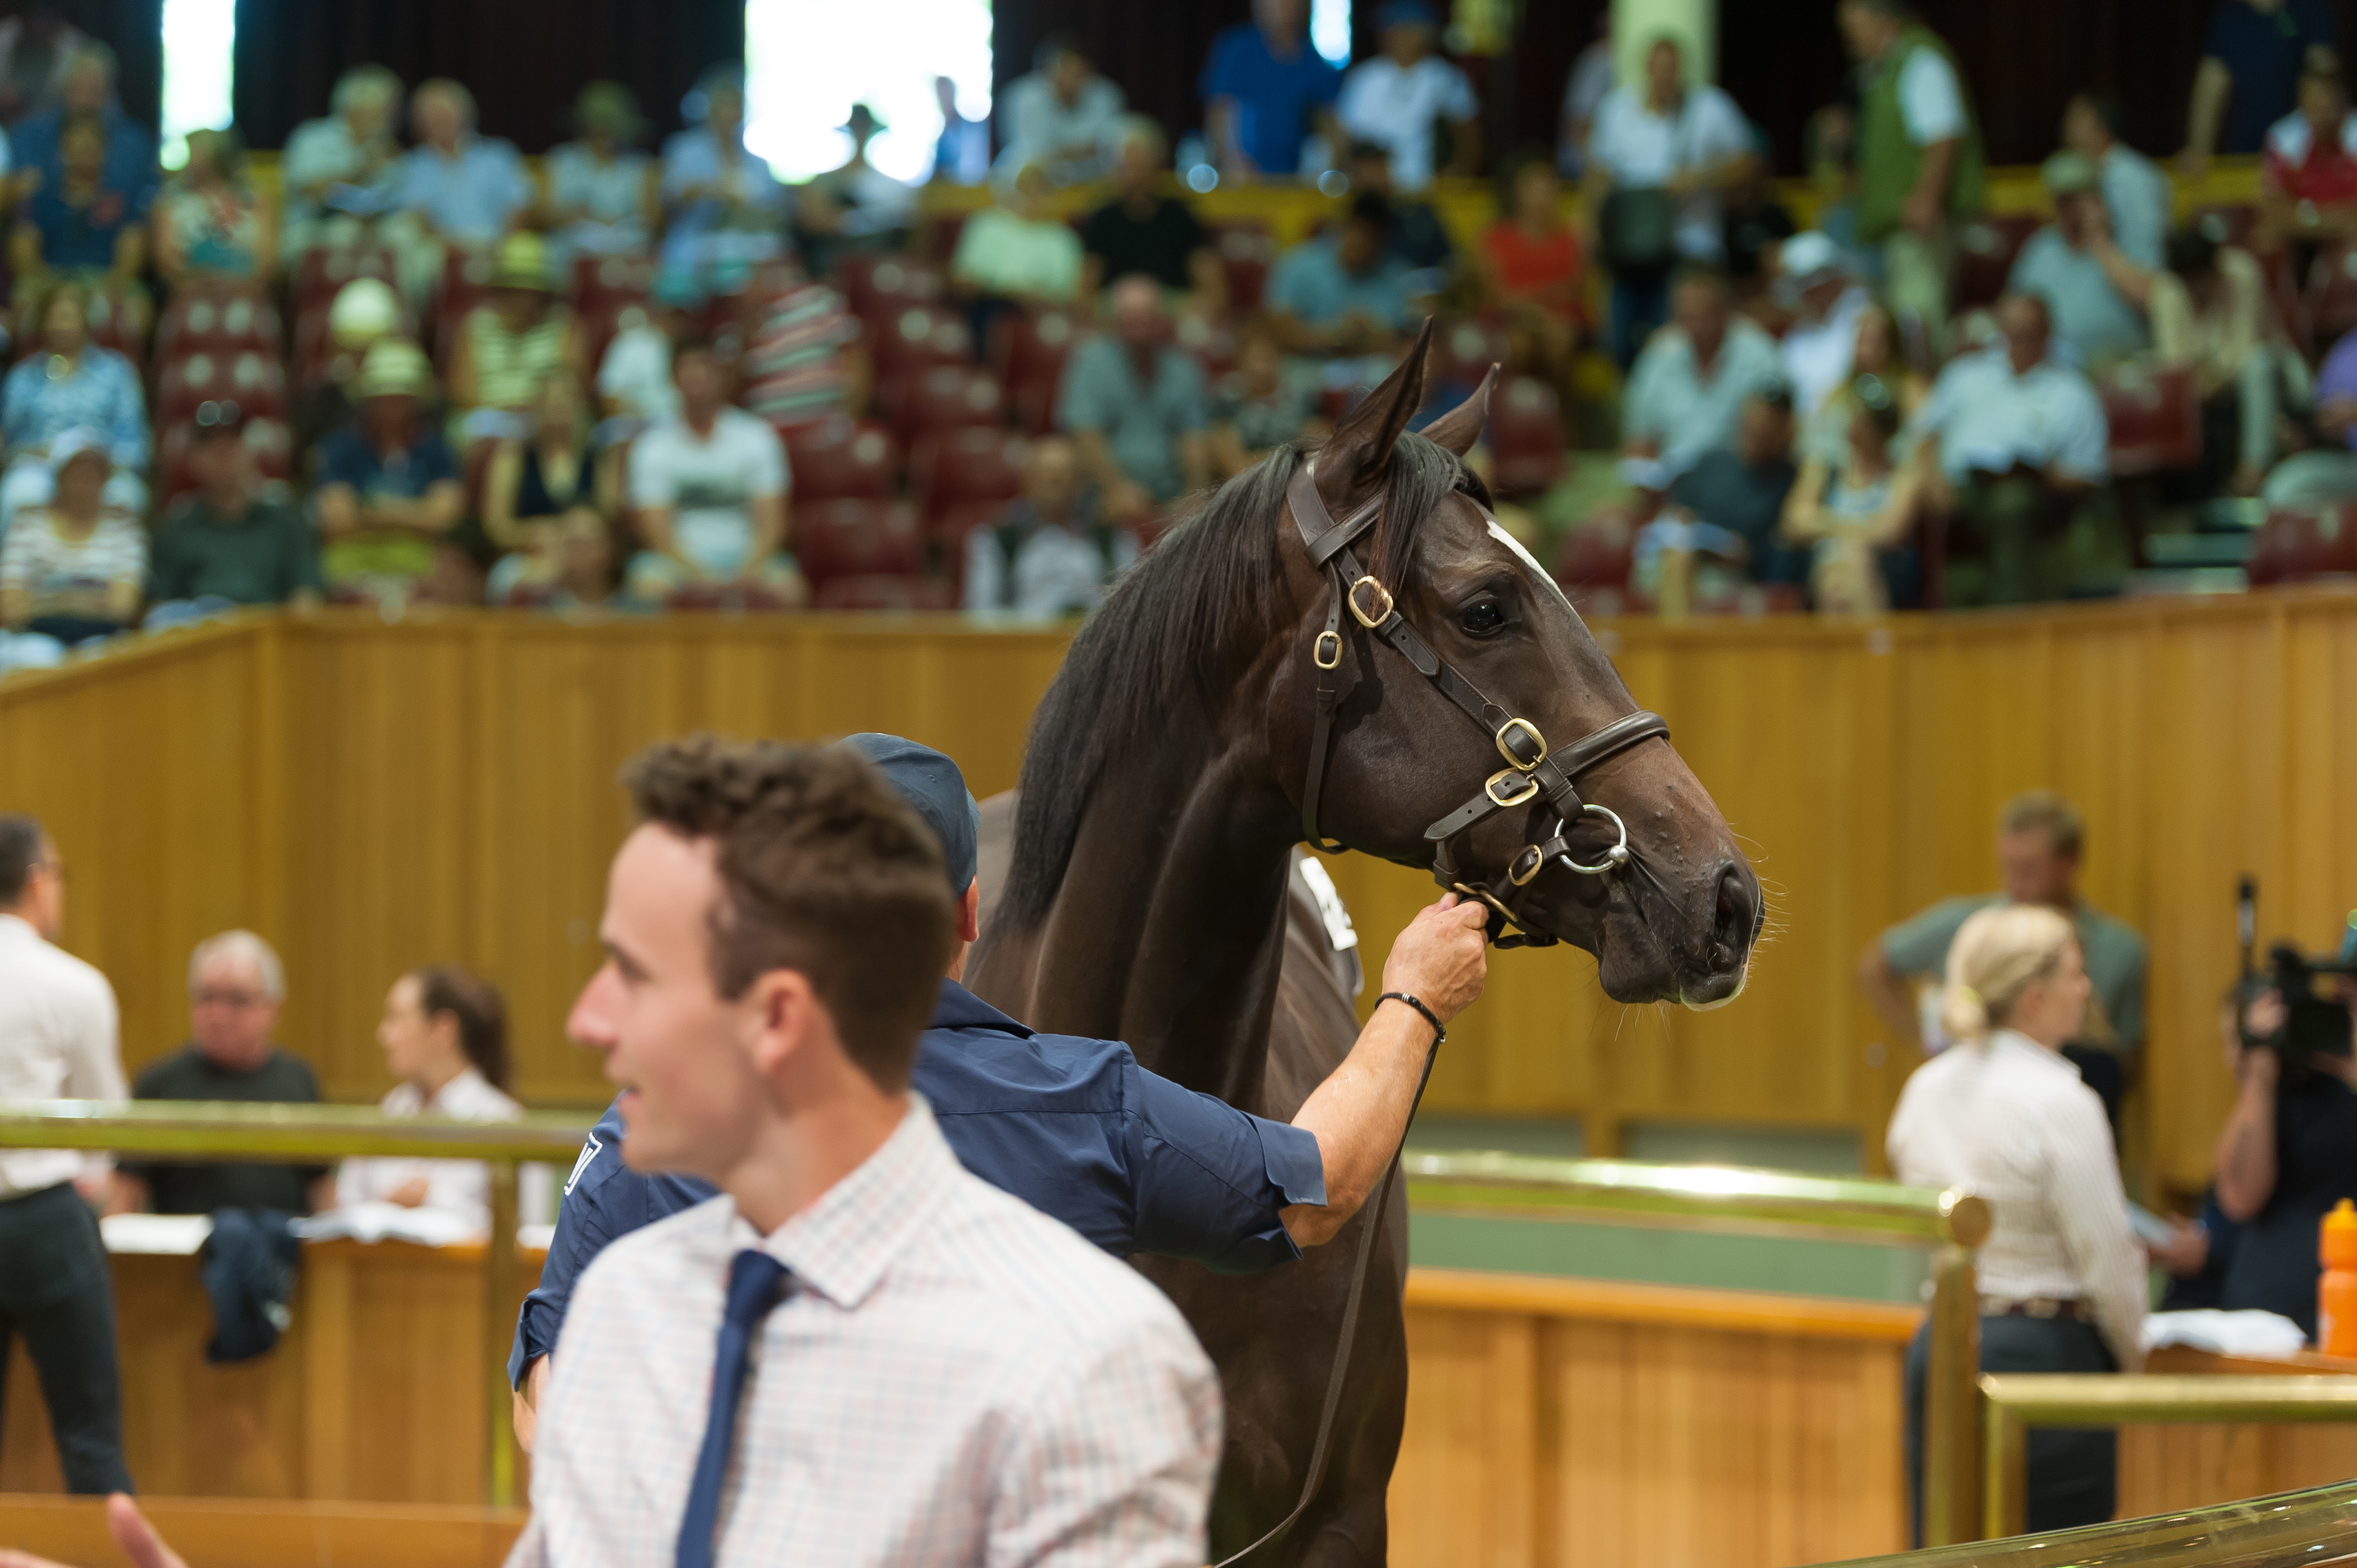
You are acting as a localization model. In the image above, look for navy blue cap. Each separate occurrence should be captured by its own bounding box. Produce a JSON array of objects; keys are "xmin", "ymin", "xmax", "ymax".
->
[
  {"xmin": 1377, "ymin": 0, "xmax": 1440, "ymax": 29},
  {"xmin": 835, "ymin": 733, "xmax": 980, "ymax": 897}
]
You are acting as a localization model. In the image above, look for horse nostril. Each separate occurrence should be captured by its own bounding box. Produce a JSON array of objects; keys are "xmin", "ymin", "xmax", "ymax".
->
[{"xmin": 1712, "ymin": 866, "xmax": 1756, "ymax": 962}]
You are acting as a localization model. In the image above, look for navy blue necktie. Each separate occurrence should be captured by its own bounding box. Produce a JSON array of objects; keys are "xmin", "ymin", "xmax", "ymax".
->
[{"xmin": 676, "ymin": 1249, "xmax": 792, "ymax": 1568}]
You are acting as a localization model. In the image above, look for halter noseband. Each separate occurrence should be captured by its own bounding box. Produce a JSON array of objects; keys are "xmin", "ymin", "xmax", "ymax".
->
[{"xmin": 1286, "ymin": 456, "xmax": 1668, "ymax": 948}]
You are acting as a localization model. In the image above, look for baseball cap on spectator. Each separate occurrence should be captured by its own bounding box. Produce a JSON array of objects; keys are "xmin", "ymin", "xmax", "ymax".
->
[
  {"xmin": 48, "ymin": 427, "xmax": 113, "ymax": 477},
  {"xmin": 2040, "ymin": 150, "xmax": 2099, "ymax": 196},
  {"xmin": 490, "ymin": 233, "xmax": 559, "ymax": 293},
  {"xmin": 1780, "ymin": 231, "xmax": 1843, "ymax": 285},
  {"xmin": 353, "ymin": 338, "xmax": 434, "ymax": 399},
  {"xmin": 1377, "ymin": 1, "xmax": 1440, "ymax": 30},
  {"xmin": 329, "ymin": 277, "xmax": 401, "ymax": 350},
  {"xmin": 833, "ymin": 733, "xmax": 980, "ymax": 897}
]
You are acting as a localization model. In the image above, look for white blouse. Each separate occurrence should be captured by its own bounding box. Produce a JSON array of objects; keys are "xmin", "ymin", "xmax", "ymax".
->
[
  {"xmin": 337, "ymin": 1066, "xmax": 524, "ymax": 1237},
  {"xmin": 1887, "ymin": 1029, "xmax": 2147, "ymax": 1371}
]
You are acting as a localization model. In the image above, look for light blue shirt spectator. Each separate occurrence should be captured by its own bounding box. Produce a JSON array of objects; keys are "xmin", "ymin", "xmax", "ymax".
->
[
  {"xmin": 658, "ymin": 125, "xmax": 788, "ymax": 280},
  {"xmin": 1057, "ymin": 335, "xmax": 1209, "ymax": 502},
  {"xmin": 996, "ymin": 69, "xmax": 1127, "ymax": 185},
  {"xmin": 2007, "ymin": 226, "xmax": 2149, "ymax": 368},
  {"xmin": 2099, "ymin": 145, "xmax": 2171, "ymax": 272},
  {"xmin": 547, "ymin": 142, "xmax": 653, "ymax": 256},
  {"xmin": 2, "ymin": 347, "xmax": 147, "ymax": 470},
  {"xmin": 1622, "ymin": 314, "xmax": 1784, "ymax": 476},
  {"xmin": 1268, "ymin": 234, "xmax": 1418, "ymax": 330},
  {"xmin": 1910, "ymin": 345, "xmax": 2110, "ymax": 486},
  {"xmin": 961, "ymin": 501, "xmax": 1141, "ymax": 618},
  {"xmin": 398, "ymin": 136, "xmax": 531, "ymax": 247}
]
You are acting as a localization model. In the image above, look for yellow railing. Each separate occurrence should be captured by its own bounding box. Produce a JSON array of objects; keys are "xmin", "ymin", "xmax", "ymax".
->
[
  {"xmin": 0, "ymin": 1100, "xmax": 596, "ymax": 1509},
  {"xmin": 1406, "ymin": 1151, "xmax": 1991, "ymax": 1545},
  {"xmin": 1835, "ymin": 1479, "xmax": 2357, "ymax": 1567},
  {"xmin": 1978, "ymin": 1375, "xmax": 2357, "ymax": 1541}
]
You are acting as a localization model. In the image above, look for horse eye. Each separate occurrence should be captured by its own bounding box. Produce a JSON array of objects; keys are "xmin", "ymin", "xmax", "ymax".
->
[{"xmin": 1459, "ymin": 600, "xmax": 1506, "ymax": 636}]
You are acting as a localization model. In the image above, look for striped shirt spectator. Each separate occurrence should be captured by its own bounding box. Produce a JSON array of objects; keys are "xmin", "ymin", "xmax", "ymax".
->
[{"xmin": 742, "ymin": 281, "xmax": 860, "ymax": 430}]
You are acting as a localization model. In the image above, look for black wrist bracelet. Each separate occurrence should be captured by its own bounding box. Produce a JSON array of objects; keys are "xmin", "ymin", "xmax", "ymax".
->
[{"xmin": 1378, "ymin": 991, "xmax": 1446, "ymax": 1047}]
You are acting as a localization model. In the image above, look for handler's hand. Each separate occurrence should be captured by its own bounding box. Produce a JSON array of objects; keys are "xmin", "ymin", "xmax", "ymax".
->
[{"xmin": 1380, "ymin": 894, "xmax": 1491, "ymax": 1025}]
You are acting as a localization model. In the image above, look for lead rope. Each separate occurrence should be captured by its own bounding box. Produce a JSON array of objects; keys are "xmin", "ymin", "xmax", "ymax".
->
[{"xmin": 1209, "ymin": 1022, "xmax": 1442, "ymax": 1567}]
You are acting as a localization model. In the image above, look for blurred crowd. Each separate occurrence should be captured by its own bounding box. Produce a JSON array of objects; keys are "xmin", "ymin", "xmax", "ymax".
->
[{"xmin": 0, "ymin": 0, "xmax": 2353, "ymax": 664}]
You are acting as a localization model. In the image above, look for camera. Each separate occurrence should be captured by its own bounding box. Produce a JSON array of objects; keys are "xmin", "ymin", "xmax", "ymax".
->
[{"xmin": 2235, "ymin": 877, "xmax": 2357, "ymax": 1084}]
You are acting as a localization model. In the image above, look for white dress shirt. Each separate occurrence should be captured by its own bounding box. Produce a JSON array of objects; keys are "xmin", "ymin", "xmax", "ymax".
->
[
  {"xmin": 1587, "ymin": 82, "xmax": 1754, "ymax": 261},
  {"xmin": 0, "ymin": 912, "xmax": 126, "ymax": 1199},
  {"xmin": 510, "ymin": 1096, "xmax": 1221, "ymax": 1568},
  {"xmin": 1781, "ymin": 283, "xmax": 1872, "ymax": 419},
  {"xmin": 1911, "ymin": 347, "xmax": 2111, "ymax": 486},
  {"xmin": 336, "ymin": 1066, "xmax": 526, "ymax": 1236},
  {"xmin": 1887, "ymin": 1029, "xmax": 2147, "ymax": 1371},
  {"xmin": 1622, "ymin": 316, "xmax": 1789, "ymax": 474},
  {"xmin": 1336, "ymin": 56, "xmax": 1479, "ymax": 192}
]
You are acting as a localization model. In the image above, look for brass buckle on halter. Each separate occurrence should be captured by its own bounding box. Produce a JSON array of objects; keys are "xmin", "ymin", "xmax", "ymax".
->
[
  {"xmin": 1495, "ymin": 717, "xmax": 1547, "ymax": 771},
  {"xmin": 1508, "ymin": 844, "xmax": 1547, "ymax": 888},
  {"xmin": 1484, "ymin": 768, "xmax": 1540, "ymax": 809},
  {"xmin": 1313, "ymin": 630, "xmax": 1342, "ymax": 669},
  {"xmin": 1347, "ymin": 575, "xmax": 1394, "ymax": 629}
]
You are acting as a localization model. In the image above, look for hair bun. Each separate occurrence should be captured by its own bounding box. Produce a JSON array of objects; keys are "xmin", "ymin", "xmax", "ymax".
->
[{"xmin": 1940, "ymin": 981, "xmax": 1991, "ymax": 1044}]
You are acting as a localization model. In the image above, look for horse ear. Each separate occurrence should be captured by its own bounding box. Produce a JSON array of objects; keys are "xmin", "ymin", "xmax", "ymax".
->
[
  {"xmin": 1421, "ymin": 364, "xmax": 1497, "ymax": 457},
  {"xmin": 1318, "ymin": 317, "xmax": 1435, "ymax": 496}
]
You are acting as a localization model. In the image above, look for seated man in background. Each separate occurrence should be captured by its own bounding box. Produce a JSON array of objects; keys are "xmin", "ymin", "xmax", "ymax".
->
[
  {"xmin": 542, "ymin": 82, "xmax": 658, "ymax": 264},
  {"xmin": 392, "ymin": 79, "xmax": 531, "ymax": 305},
  {"xmin": 1907, "ymin": 293, "xmax": 2108, "ymax": 607},
  {"xmin": 791, "ymin": 104, "xmax": 917, "ymax": 280},
  {"xmin": 9, "ymin": 111, "xmax": 150, "ymax": 333},
  {"xmin": 995, "ymin": 33, "xmax": 1125, "ymax": 186},
  {"xmin": 657, "ymin": 67, "xmax": 788, "ymax": 296},
  {"xmin": 624, "ymin": 337, "xmax": 806, "ymax": 604},
  {"xmin": 1201, "ymin": 0, "xmax": 1342, "ymax": 182},
  {"xmin": 1857, "ymin": 789, "xmax": 2146, "ymax": 1136},
  {"xmin": 112, "ymin": 931, "xmax": 332, "ymax": 1220},
  {"xmin": 6, "ymin": 40, "xmax": 157, "ymax": 216},
  {"xmin": 1265, "ymin": 193, "xmax": 1419, "ymax": 359},
  {"xmin": 1336, "ymin": 0, "xmax": 1479, "ymax": 193},
  {"xmin": 1056, "ymin": 275, "xmax": 1210, "ymax": 523},
  {"xmin": 739, "ymin": 269, "xmax": 866, "ymax": 433},
  {"xmin": 148, "ymin": 401, "xmax": 322, "ymax": 617},
  {"xmin": 1080, "ymin": 117, "xmax": 1222, "ymax": 311},
  {"xmin": 280, "ymin": 64, "xmax": 405, "ymax": 259},
  {"xmin": 1345, "ymin": 138, "xmax": 1455, "ymax": 278},
  {"xmin": 2214, "ymin": 950, "xmax": 2357, "ymax": 1339},
  {"xmin": 294, "ymin": 277, "xmax": 403, "ymax": 456},
  {"xmin": 1621, "ymin": 263, "xmax": 1786, "ymax": 479},
  {"xmin": 2006, "ymin": 150, "xmax": 2153, "ymax": 370},
  {"xmin": 1668, "ymin": 388, "xmax": 1806, "ymax": 586},
  {"xmin": 312, "ymin": 339, "xmax": 467, "ymax": 605},
  {"xmin": 963, "ymin": 432, "xmax": 1138, "ymax": 617},
  {"xmin": 2062, "ymin": 90, "xmax": 2171, "ymax": 271}
]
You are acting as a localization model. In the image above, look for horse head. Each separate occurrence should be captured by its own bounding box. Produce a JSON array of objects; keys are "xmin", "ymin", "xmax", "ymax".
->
[{"xmin": 1271, "ymin": 322, "xmax": 1760, "ymax": 1006}]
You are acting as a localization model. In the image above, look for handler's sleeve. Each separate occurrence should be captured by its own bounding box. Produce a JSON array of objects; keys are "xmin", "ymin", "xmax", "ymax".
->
[{"xmin": 1125, "ymin": 1063, "xmax": 1327, "ymax": 1275}]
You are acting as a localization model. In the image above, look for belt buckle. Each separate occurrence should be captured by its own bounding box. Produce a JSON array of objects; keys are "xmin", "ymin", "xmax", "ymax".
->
[
  {"xmin": 1484, "ymin": 768, "xmax": 1540, "ymax": 809},
  {"xmin": 1347, "ymin": 575, "xmax": 1394, "ymax": 629},
  {"xmin": 1495, "ymin": 717, "xmax": 1547, "ymax": 771},
  {"xmin": 1313, "ymin": 630, "xmax": 1342, "ymax": 669}
]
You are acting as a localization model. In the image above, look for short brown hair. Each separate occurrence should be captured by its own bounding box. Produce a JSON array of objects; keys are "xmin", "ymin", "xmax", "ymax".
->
[
  {"xmin": 1999, "ymin": 789, "xmax": 2083, "ymax": 860},
  {"xmin": 621, "ymin": 735, "xmax": 954, "ymax": 1091}
]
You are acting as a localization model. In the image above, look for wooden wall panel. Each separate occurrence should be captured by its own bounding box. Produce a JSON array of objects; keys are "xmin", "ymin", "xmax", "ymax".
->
[{"xmin": 5, "ymin": 596, "xmax": 2356, "ymax": 1186}]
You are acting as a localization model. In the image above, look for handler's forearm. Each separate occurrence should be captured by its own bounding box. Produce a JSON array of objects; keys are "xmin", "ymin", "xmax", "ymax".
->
[
  {"xmin": 1281, "ymin": 998, "xmax": 1437, "ymax": 1247},
  {"xmin": 1857, "ymin": 945, "xmax": 1923, "ymax": 1051}
]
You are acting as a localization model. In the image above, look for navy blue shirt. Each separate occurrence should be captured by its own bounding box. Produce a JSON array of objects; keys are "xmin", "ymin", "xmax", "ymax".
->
[
  {"xmin": 509, "ymin": 979, "xmax": 1326, "ymax": 1385},
  {"xmin": 1200, "ymin": 22, "xmax": 1345, "ymax": 177},
  {"xmin": 2207, "ymin": 0, "xmax": 2338, "ymax": 155}
]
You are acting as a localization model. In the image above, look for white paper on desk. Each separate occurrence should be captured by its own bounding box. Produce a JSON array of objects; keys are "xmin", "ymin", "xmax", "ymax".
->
[
  {"xmin": 295, "ymin": 1201, "xmax": 480, "ymax": 1248},
  {"xmin": 2143, "ymin": 1308, "xmax": 2309, "ymax": 1359},
  {"xmin": 99, "ymin": 1213, "xmax": 213, "ymax": 1255}
]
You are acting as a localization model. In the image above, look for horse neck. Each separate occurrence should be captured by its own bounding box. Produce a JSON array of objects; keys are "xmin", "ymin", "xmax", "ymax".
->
[{"xmin": 1018, "ymin": 719, "xmax": 1300, "ymax": 1110}]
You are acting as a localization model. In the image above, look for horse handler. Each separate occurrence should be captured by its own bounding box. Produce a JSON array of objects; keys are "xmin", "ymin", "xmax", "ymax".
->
[{"xmin": 511, "ymin": 731, "xmax": 1489, "ymax": 1451}]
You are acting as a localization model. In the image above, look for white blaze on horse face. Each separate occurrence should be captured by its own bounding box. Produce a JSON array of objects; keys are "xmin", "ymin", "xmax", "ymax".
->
[{"xmin": 1486, "ymin": 518, "xmax": 1578, "ymax": 616}]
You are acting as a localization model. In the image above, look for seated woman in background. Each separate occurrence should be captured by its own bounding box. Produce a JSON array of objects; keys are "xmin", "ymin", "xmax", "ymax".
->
[
  {"xmin": 488, "ymin": 509, "xmax": 626, "ymax": 611},
  {"xmin": 1208, "ymin": 324, "xmax": 1322, "ymax": 479},
  {"xmin": 1779, "ymin": 375, "xmax": 1926, "ymax": 612},
  {"xmin": 0, "ymin": 281, "xmax": 149, "ymax": 529},
  {"xmin": 542, "ymin": 81, "xmax": 657, "ymax": 261},
  {"xmin": 949, "ymin": 161, "xmax": 1082, "ymax": 350},
  {"xmin": 447, "ymin": 233, "xmax": 584, "ymax": 444},
  {"xmin": 1887, "ymin": 903, "xmax": 2145, "ymax": 1540},
  {"xmin": 336, "ymin": 964, "xmax": 527, "ymax": 1236},
  {"xmin": 1478, "ymin": 152, "xmax": 1587, "ymax": 391},
  {"xmin": 482, "ymin": 372, "xmax": 622, "ymax": 600},
  {"xmin": 10, "ymin": 112, "xmax": 151, "ymax": 337},
  {"xmin": 1802, "ymin": 301, "xmax": 1927, "ymax": 465},
  {"xmin": 0, "ymin": 430, "xmax": 145, "ymax": 646},
  {"xmin": 152, "ymin": 127, "xmax": 275, "ymax": 288}
]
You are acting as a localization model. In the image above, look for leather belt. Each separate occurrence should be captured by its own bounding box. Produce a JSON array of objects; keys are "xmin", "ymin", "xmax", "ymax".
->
[{"xmin": 1981, "ymin": 1296, "xmax": 2087, "ymax": 1322}]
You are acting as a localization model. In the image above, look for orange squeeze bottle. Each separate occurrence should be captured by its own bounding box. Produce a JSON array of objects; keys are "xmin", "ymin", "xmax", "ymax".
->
[{"xmin": 2320, "ymin": 1199, "xmax": 2357, "ymax": 1356}]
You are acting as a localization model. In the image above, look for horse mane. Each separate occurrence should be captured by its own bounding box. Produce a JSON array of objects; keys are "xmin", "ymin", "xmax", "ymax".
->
[{"xmin": 998, "ymin": 430, "xmax": 1478, "ymax": 933}]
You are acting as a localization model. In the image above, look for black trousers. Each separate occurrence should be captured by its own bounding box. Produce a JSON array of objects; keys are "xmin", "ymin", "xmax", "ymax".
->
[
  {"xmin": 0, "ymin": 1182, "xmax": 132, "ymax": 1493},
  {"xmin": 1905, "ymin": 1312, "xmax": 2115, "ymax": 1544}
]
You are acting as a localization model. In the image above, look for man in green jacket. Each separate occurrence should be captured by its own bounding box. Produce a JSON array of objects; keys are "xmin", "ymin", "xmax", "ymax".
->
[{"xmin": 1840, "ymin": 0, "xmax": 1985, "ymax": 359}]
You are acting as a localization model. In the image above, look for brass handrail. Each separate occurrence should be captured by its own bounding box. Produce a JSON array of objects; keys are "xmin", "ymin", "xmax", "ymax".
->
[
  {"xmin": 1407, "ymin": 1150, "xmax": 1990, "ymax": 1544},
  {"xmin": 1829, "ymin": 1479, "xmax": 2357, "ymax": 1567},
  {"xmin": 0, "ymin": 1098, "xmax": 599, "ymax": 1510},
  {"xmin": 1978, "ymin": 1374, "xmax": 2357, "ymax": 1541}
]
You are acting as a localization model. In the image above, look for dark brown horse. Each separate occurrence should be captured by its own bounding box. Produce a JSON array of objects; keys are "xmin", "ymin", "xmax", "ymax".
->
[{"xmin": 967, "ymin": 327, "xmax": 1761, "ymax": 1564}]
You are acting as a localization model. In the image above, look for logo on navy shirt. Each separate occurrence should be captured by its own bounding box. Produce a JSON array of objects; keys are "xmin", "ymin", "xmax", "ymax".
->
[{"xmin": 563, "ymin": 1133, "xmax": 602, "ymax": 1196}]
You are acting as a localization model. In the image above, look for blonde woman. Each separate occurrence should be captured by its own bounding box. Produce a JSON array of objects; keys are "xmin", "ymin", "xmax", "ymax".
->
[{"xmin": 1887, "ymin": 902, "xmax": 2145, "ymax": 1539}]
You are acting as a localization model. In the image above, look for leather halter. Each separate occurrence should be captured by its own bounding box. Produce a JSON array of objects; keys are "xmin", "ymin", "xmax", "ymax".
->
[{"xmin": 1286, "ymin": 456, "xmax": 1669, "ymax": 948}]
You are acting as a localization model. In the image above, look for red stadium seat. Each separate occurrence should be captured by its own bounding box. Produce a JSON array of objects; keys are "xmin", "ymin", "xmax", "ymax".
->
[
  {"xmin": 2247, "ymin": 503, "xmax": 2357, "ymax": 585},
  {"xmin": 665, "ymin": 583, "xmax": 793, "ymax": 613},
  {"xmin": 2309, "ymin": 243, "xmax": 2357, "ymax": 350},
  {"xmin": 1174, "ymin": 314, "xmax": 1238, "ymax": 380},
  {"xmin": 795, "ymin": 498, "xmax": 925, "ymax": 590},
  {"xmin": 891, "ymin": 364, "xmax": 1006, "ymax": 442},
  {"xmin": 1428, "ymin": 318, "xmax": 1508, "ymax": 393},
  {"xmin": 2101, "ymin": 363, "xmax": 2201, "ymax": 476},
  {"xmin": 781, "ymin": 416, "xmax": 899, "ymax": 500},
  {"xmin": 910, "ymin": 427, "xmax": 1029, "ymax": 527},
  {"xmin": 930, "ymin": 498, "xmax": 1013, "ymax": 585},
  {"xmin": 1489, "ymin": 376, "xmax": 1566, "ymax": 496},
  {"xmin": 155, "ymin": 351, "xmax": 289, "ymax": 427},
  {"xmin": 155, "ymin": 286, "xmax": 281, "ymax": 362},
  {"xmin": 874, "ymin": 304, "xmax": 974, "ymax": 383},
  {"xmin": 988, "ymin": 307, "xmax": 1082, "ymax": 383},
  {"xmin": 291, "ymin": 245, "xmax": 398, "ymax": 313},
  {"xmin": 814, "ymin": 574, "xmax": 957, "ymax": 611},
  {"xmin": 848, "ymin": 258, "xmax": 946, "ymax": 333},
  {"xmin": 570, "ymin": 254, "xmax": 653, "ymax": 316},
  {"xmin": 1954, "ymin": 215, "xmax": 2040, "ymax": 312},
  {"xmin": 1212, "ymin": 224, "xmax": 1276, "ymax": 316}
]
